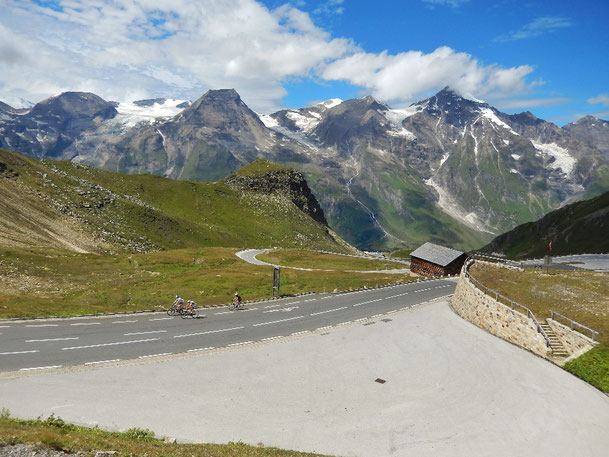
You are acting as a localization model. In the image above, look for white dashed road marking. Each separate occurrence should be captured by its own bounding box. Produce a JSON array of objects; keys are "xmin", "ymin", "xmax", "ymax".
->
[
  {"xmin": 20, "ymin": 365, "xmax": 62, "ymax": 371},
  {"xmin": 25, "ymin": 324, "xmax": 58, "ymax": 328},
  {"xmin": 253, "ymin": 316, "xmax": 305, "ymax": 327},
  {"xmin": 70, "ymin": 322, "xmax": 101, "ymax": 326},
  {"xmin": 62, "ymin": 338, "xmax": 159, "ymax": 350},
  {"xmin": 310, "ymin": 307, "xmax": 347, "ymax": 316},
  {"xmin": 149, "ymin": 317, "xmax": 173, "ymax": 321},
  {"xmin": 113, "ymin": 320, "xmax": 138, "ymax": 324},
  {"xmin": 124, "ymin": 330, "xmax": 167, "ymax": 336},
  {"xmin": 85, "ymin": 359, "xmax": 120, "ymax": 365},
  {"xmin": 138, "ymin": 353, "xmax": 171, "ymax": 359},
  {"xmin": 174, "ymin": 326, "xmax": 244, "ymax": 339},
  {"xmin": 1, "ymin": 350, "xmax": 40, "ymax": 355},
  {"xmin": 25, "ymin": 337, "xmax": 79, "ymax": 343},
  {"xmin": 353, "ymin": 298, "xmax": 382, "ymax": 307}
]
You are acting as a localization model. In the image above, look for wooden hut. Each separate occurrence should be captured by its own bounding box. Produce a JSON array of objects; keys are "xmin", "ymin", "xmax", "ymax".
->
[{"xmin": 410, "ymin": 242, "xmax": 467, "ymax": 277}]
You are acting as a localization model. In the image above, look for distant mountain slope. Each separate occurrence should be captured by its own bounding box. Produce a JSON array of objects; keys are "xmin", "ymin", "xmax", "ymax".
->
[
  {"xmin": 2, "ymin": 88, "xmax": 609, "ymax": 252},
  {"xmin": 481, "ymin": 189, "xmax": 609, "ymax": 259},
  {"xmin": 0, "ymin": 149, "xmax": 350, "ymax": 254}
]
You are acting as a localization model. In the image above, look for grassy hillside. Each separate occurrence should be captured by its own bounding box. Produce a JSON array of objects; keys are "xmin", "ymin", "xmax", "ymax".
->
[
  {"xmin": 480, "ymin": 189, "xmax": 609, "ymax": 259},
  {"xmin": 0, "ymin": 149, "xmax": 349, "ymax": 255}
]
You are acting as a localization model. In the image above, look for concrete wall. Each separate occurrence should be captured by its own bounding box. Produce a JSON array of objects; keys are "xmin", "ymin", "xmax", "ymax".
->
[
  {"xmin": 548, "ymin": 319, "xmax": 597, "ymax": 356},
  {"xmin": 452, "ymin": 272, "xmax": 550, "ymax": 358}
]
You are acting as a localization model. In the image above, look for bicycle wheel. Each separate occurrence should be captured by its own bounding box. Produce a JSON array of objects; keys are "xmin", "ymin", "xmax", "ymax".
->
[
  {"xmin": 167, "ymin": 308, "xmax": 176, "ymax": 316},
  {"xmin": 228, "ymin": 303, "xmax": 235, "ymax": 311},
  {"xmin": 192, "ymin": 308, "xmax": 199, "ymax": 318},
  {"xmin": 181, "ymin": 310, "xmax": 191, "ymax": 319}
]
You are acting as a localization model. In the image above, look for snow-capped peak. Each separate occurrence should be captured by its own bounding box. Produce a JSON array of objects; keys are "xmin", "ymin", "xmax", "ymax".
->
[
  {"xmin": 318, "ymin": 98, "xmax": 343, "ymax": 110},
  {"xmin": 0, "ymin": 96, "xmax": 34, "ymax": 110}
]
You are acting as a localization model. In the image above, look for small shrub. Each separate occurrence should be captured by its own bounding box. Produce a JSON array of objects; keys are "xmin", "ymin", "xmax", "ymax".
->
[
  {"xmin": 0, "ymin": 408, "xmax": 10, "ymax": 419},
  {"xmin": 124, "ymin": 427, "xmax": 155, "ymax": 440}
]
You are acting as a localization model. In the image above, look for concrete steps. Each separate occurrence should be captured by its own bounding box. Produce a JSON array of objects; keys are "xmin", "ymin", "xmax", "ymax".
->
[{"xmin": 540, "ymin": 321, "xmax": 569, "ymax": 357}]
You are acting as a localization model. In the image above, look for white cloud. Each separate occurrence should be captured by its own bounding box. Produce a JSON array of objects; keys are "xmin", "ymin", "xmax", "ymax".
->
[
  {"xmin": 588, "ymin": 94, "xmax": 609, "ymax": 106},
  {"xmin": 421, "ymin": 0, "xmax": 471, "ymax": 7},
  {"xmin": 0, "ymin": 0, "xmax": 537, "ymax": 113},
  {"xmin": 495, "ymin": 16, "xmax": 574, "ymax": 42},
  {"xmin": 495, "ymin": 97, "xmax": 572, "ymax": 110},
  {"xmin": 1, "ymin": 0, "xmax": 355, "ymax": 112},
  {"xmin": 321, "ymin": 46, "xmax": 534, "ymax": 104}
]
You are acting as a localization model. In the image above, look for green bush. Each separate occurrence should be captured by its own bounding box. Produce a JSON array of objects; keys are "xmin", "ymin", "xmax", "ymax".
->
[
  {"xmin": 124, "ymin": 427, "xmax": 156, "ymax": 440},
  {"xmin": 564, "ymin": 345, "xmax": 609, "ymax": 392}
]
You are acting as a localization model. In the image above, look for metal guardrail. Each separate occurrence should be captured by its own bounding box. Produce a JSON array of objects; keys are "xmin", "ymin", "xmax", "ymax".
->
[
  {"xmin": 470, "ymin": 252, "xmax": 524, "ymax": 269},
  {"xmin": 550, "ymin": 310, "xmax": 599, "ymax": 341},
  {"xmin": 463, "ymin": 259, "xmax": 552, "ymax": 348}
]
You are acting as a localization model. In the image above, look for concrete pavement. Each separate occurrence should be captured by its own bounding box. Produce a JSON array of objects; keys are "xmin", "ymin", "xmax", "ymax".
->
[{"xmin": 2, "ymin": 299, "xmax": 608, "ymax": 457}]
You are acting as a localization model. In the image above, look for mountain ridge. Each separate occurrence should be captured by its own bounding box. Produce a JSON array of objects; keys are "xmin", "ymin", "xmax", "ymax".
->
[{"xmin": 1, "ymin": 87, "xmax": 608, "ymax": 252}]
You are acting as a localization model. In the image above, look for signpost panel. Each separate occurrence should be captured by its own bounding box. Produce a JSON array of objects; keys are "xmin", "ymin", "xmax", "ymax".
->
[{"xmin": 273, "ymin": 267, "xmax": 280, "ymax": 297}]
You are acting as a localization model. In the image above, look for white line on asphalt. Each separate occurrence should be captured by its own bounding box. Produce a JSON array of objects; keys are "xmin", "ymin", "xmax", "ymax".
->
[
  {"xmin": 1, "ymin": 350, "xmax": 40, "ymax": 355},
  {"xmin": 25, "ymin": 324, "xmax": 58, "ymax": 328},
  {"xmin": 253, "ymin": 315, "xmax": 305, "ymax": 327},
  {"xmin": 353, "ymin": 298, "xmax": 382, "ymax": 307},
  {"xmin": 316, "ymin": 326, "xmax": 333, "ymax": 331},
  {"xmin": 215, "ymin": 311, "xmax": 234, "ymax": 315},
  {"xmin": 310, "ymin": 306, "xmax": 347, "ymax": 316},
  {"xmin": 25, "ymin": 337, "xmax": 79, "ymax": 343},
  {"xmin": 264, "ymin": 304, "xmax": 280, "ymax": 309},
  {"xmin": 320, "ymin": 296, "xmax": 333, "ymax": 300},
  {"xmin": 291, "ymin": 331, "xmax": 310, "ymax": 335},
  {"xmin": 187, "ymin": 347, "xmax": 215, "ymax": 352},
  {"xmin": 303, "ymin": 298, "xmax": 317, "ymax": 302},
  {"xmin": 124, "ymin": 330, "xmax": 167, "ymax": 336},
  {"xmin": 20, "ymin": 365, "xmax": 62, "ymax": 371},
  {"xmin": 85, "ymin": 359, "xmax": 120, "ymax": 365},
  {"xmin": 229, "ymin": 341, "xmax": 252, "ymax": 346},
  {"xmin": 149, "ymin": 317, "xmax": 173, "ymax": 321},
  {"xmin": 0, "ymin": 325, "xmax": 10, "ymax": 328},
  {"xmin": 261, "ymin": 336, "xmax": 283, "ymax": 341},
  {"xmin": 285, "ymin": 301, "xmax": 300, "ymax": 305},
  {"xmin": 174, "ymin": 326, "xmax": 244, "ymax": 339},
  {"xmin": 138, "ymin": 353, "xmax": 171, "ymax": 359},
  {"xmin": 385, "ymin": 292, "xmax": 409, "ymax": 299},
  {"xmin": 338, "ymin": 321, "xmax": 352, "ymax": 326},
  {"xmin": 62, "ymin": 338, "xmax": 159, "ymax": 350},
  {"xmin": 112, "ymin": 320, "xmax": 138, "ymax": 324},
  {"xmin": 70, "ymin": 322, "xmax": 101, "ymax": 326}
]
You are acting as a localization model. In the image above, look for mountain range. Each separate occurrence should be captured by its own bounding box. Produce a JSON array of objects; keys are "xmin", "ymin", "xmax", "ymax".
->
[{"xmin": 2, "ymin": 88, "xmax": 608, "ymax": 251}]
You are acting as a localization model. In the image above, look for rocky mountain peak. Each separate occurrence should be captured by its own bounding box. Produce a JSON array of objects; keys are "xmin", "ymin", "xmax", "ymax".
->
[{"xmin": 30, "ymin": 92, "xmax": 117, "ymax": 121}]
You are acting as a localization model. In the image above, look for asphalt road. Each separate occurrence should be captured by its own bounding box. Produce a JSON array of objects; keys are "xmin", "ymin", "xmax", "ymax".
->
[
  {"xmin": 2, "ymin": 297, "xmax": 608, "ymax": 457},
  {"xmin": 0, "ymin": 278, "xmax": 455, "ymax": 374}
]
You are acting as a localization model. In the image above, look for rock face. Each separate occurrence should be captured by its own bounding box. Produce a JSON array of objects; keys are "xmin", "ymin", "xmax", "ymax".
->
[
  {"xmin": 224, "ymin": 162, "xmax": 328, "ymax": 227},
  {"xmin": 1, "ymin": 87, "xmax": 609, "ymax": 251}
]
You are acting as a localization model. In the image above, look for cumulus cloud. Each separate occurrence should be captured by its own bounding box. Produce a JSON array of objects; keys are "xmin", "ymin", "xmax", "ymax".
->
[
  {"xmin": 495, "ymin": 16, "xmax": 574, "ymax": 42},
  {"xmin": 1, "ymin": 0, "xmax": 536, "ymax": 112},
  {"xmin": 495, "ymin": 97, "xmax": 572, "ymax": 110},
  {"xmin": 321, "ymin": 46, "xmax": 534, "ymax": 104},
  {"xmin": 588, "ymin": 94, "xmax": 609, "ymax": 106}
]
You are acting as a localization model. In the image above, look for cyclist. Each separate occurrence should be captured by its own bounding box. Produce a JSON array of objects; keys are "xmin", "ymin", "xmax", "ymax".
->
[
  {"xmin": 173, "ymin": 294, "xmax": 185, "ymax": 310},
  {"xmin": 233, "ymin": 292, "xmax": 242, "ymax": 308},
  {"xmin": 187, "ymin": 299, "xmax": 197, "ymax": 311}
]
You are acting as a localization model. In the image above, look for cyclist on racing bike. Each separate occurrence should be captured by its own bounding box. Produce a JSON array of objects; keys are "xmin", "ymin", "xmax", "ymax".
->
[
  {"xmin": 173, "ymin": 294, "xmax": 185, "ymax": 310},
  {"xmin": 233, "ymin": 292, "xmax": 242, "ymax": 307}
]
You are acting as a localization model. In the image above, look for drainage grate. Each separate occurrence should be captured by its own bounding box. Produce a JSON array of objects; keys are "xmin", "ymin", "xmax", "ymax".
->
[{"xmin": 375, "ymin": 378, "xmax": 386, "ymax": 384}]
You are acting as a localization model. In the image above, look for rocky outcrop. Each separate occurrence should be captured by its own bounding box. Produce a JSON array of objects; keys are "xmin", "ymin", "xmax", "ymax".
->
[{"xmin": 224, "ymin": 166, "xmax": 328, "ymax": 227}]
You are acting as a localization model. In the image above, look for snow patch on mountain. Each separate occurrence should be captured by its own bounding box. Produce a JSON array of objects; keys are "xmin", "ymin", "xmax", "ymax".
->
[
  {"xmin": 258, "ymin": 113, "xmax": 318, "ymax": 151},
  {"xmin": 511, "ymin": 154, "xmax": 521, "ymax": 160},
  {"xmin": 532, "ymin": 141, "xmax": 575, "ymax": 175},
  {"xmin": 285, "ymin": 111, "xmax": 320, "ymax": 133},
  {"xmin": 114, "ymin": 99, "xmax": 189, "ymax": 127},
  {"xmin": 480, "ymin": 108, "xmax": 518, "ymax": 135},
  {"xmin": 317, "ymin": 98, "xmax": 343, "ymax": 109},
  {"xmin": 0, "ymin": 96, "xmax": 34, "ymax": 110},
  {"xmin": 425, "ymin": 177, "xmax": 494, "ymax": 234}
]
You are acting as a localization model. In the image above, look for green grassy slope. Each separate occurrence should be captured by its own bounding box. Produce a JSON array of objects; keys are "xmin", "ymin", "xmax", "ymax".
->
[
  {"xmin": 481, "ymin": 189, "xmax": 609, "ymax": 258},
  {"xmin": 0, "ymin": 149, "xmax": 348, "ymax": 255}
]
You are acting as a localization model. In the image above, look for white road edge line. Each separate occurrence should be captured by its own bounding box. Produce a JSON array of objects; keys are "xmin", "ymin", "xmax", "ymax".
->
[
  {"xmin": 187, "ymin": 347, "xmax": 215, "ymax": 352},
  {"xmin": 253, "ymin": 316, "xmax": 305, "ymax": 327},
  {"xmin": 229, "ymin": 341, "xmax": 252, "ymax": 346},
  {"xmin": 85, "ymin": 359, "xmax": 120, "ymax": 365},
  {"xmin": 138, "ymin": 353, "xmax": 171, "ymax": 359}
]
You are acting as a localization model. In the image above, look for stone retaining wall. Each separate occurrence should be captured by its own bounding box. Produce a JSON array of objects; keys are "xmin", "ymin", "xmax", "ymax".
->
[
  {"xmin": 547, "ymin": 319, "xmax": 597, "ymax": 356},
  {"xmin": 452, "ymin": 272, "xmax": 550, "ymax": 358}
]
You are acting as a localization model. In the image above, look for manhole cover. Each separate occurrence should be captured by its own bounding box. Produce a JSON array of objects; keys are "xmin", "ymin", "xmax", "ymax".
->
[{"xmin": 375, "ymin": 378, "xmax": 386, "ymax": 384}]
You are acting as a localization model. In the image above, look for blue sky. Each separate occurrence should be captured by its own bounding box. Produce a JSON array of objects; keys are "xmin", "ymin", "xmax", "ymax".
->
[{"xmin": 1, "ymin": 0, "xmax": 607, "ymax": 123}]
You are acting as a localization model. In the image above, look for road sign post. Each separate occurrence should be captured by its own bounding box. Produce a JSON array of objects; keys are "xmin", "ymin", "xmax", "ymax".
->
[{"xmin": 272, "ymin": 267, "xmax": 280, "ymax": 297}]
